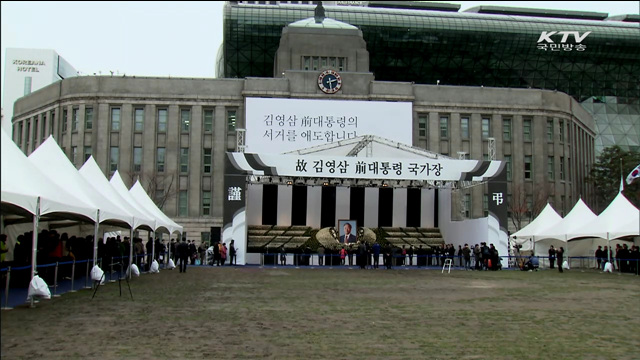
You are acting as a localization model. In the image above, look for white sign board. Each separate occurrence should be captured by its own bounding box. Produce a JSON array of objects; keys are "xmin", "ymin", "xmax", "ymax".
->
[
  {"xmin": 245, "ymin": 97, "xmax": 412, "ymax": 154},
  {"xmin": 228, "ymin": 153, "xmax": 503, "ymax": 182}
]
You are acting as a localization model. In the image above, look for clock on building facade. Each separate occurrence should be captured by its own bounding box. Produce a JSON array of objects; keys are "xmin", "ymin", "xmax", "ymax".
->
[{"xmin": 317, "ymin": 69, "xmax": 342, "ymax": 94}]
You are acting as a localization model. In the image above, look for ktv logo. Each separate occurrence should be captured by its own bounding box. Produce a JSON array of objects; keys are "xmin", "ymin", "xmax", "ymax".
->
[{"xmin": 537, "ymin": 31, "xmax": 591, "ymax": 52}]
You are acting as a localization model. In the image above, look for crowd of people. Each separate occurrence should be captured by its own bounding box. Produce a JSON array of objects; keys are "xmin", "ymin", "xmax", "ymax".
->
[
  {"xmin": 595, "ymin": 244, "xmax": 640, "ymax": 273},
  {"xmin": 0, "ymin": 230, "xmax": 637, "ymax": 279},
  {"xmin": 0, "ymin": 230, "xmax": 230, "ymax": 283},
  {"xmin": 169, "ymin": 239, "xmax": 238, "ymax": 272},
  {"xmin": 265, "ymin": 241, "xmax": 504, "ymax": 270}
]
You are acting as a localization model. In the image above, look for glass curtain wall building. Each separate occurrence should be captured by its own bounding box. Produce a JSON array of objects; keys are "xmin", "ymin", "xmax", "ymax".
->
[{"xmin": 220, "ymin": 2, "xmax": 640, "ymax": 153}]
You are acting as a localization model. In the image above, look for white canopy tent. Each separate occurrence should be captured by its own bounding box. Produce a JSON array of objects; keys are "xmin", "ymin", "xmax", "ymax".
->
[
  {"xmin": 532, "ymin": 198, "xmax": 598, "ymax": 257},
  {"xmin": 1, "ymin": 129, "xmax": 96, "ymax": 285},
  {"xmin": 28, "ymin": 137, "xmax": 134, "ymax": 228},
  {"xmin": 1, "ymin": 130, "xmax": 96, "ymax": 223},
  {"xmin": 110, "ymin": 170, "xmax": 173, "ymax": 276},
  {"xmin": 537, "ymin": 198, "xmax": 597, "ymax": 241},
  {"xmin": 512, "ymin": 192, "xmax": 639, "ymax": 261},
  {"xmin": 128, "ymin": 180, "xmax": 183, "ymax": 264},
  {"xmin": 28, "ymin": 137, "xmax": 138, "ymax": 266},
  {"xmin": 79, "ymin": 157, "xmax": 155, "ymax": 232},
  {"xmin": 573, "ymin": 191, "xmax": 639, "ymax": 241},
  {"xmin": 109, "ymin": 171, "xmax": 171, "ymax": 234},
  {"xmin": 510, "ymin": 203, "xmax": 562, "ymax": 252},
  {"xmin": 129, "ymin": 180, "xmax": 183, "ymax": 236}
]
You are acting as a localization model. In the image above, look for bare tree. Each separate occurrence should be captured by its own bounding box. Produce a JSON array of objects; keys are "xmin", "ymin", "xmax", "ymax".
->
[
  {"xmin": 144, "ymin": 173, "xmax": 177, "ymax": 210},
  {"xmin": 532, "ymin": 182, "xmax": 553, "ymax": 220},
  {"xmin": 123, "ymin": 170, "xmax": 177, "ymax": 210},
  {"xmin": 509, "ymin": 184, "xmax": 528, "ymax": 231}
]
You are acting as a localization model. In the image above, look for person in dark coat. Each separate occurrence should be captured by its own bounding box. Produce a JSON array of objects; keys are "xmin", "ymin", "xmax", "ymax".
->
[
  {"xmin": 228, "ymin": 240, "xmax": 237, "ymax": 265},
  {"xmin": 213, "ymin": 240, "xmax": 220, "ymax": 266},
  {"xmin": 372, "ymin": 242, "xmax": 381, "ymax": 269},
  {"xmin": 556, "ymin": 246, "xmax": 564, "ymax": 273},
  {"xmin": 358, "ymin": 241, "xmax": 367, "ymax": 269},
  {"xmin": 188, "ymin": 240, "xmax": 197, "ymax": 265},
  {"xmin": 177, "ymin": 239, "xmax": 189, "ymax": 273}
]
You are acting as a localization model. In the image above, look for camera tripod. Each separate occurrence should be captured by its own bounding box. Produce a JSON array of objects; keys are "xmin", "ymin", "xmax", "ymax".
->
[{"xmin": 91, "ymin": 263, "xmax": 133, "ymax": 300}]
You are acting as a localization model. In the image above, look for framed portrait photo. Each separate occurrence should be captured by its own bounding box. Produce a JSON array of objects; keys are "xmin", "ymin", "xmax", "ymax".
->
[{"xmin": 338, "ymin": 220, "xmax": 357, "ymax": 244}]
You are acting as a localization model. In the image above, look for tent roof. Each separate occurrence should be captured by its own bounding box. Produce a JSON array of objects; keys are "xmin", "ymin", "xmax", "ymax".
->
[
  {"xmin": 573, "ymin": 191, "xmax": 640, "ymax": 240},
  {"xmin": 1, "ymin": 129, "xmax": 95, "ymax": 222},
  {"xmin": 109, "ymin": 171, "xmax": 170, "ymax": 233},
  {"xmin": 510, "ymin": 203, "xmax": 562, "ymax": 242},
  {"xmin": 129, "ymin": 181, "xmax": 183, "ymax": 235},
  {"xmin": 78, "ymin": 156, "xmax": 155, "ymax": 231},
  {"xmin": 28, "ymin": 137, "xmax": 133, "ymax": 228},
  {"xmin": 537, "ymin": 198, "xmax": 597, "ymax": 241}
]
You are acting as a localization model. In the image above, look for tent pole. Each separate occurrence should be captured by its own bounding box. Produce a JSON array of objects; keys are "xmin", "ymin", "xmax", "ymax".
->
[
  {"xmin": 151, "ymin": 231, "xmax": 156, "ymax": 265},
  {"xmin": 532, "ymin": 236, "xmax": 535, "ymax": 256},
  {"xmin": 31, "ymin": 198, "xmax": 40, "ymax": 281},
  {"xmin": 30, "ymin": 198, "xmax": 40, "ymax": 308},
  {"xmin": 128, "ymin": 228, "xmax": 134, "ymax": 279},
  {"xmin": 607, "ymin": 232, "xmax": 611, "ymax": 267},
  {"xmin": 93, "ymin": 210, "xmax": 99, "ymax": 269},
  {"xmin": 167, "ymin": 232, "xmax": 172, "ymax": 263}
]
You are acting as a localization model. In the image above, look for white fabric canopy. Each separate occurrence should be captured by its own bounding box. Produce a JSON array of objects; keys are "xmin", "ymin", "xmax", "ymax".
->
[
  {"xmin": 109, "ymin": 170, "xmax": 168, "ymax": 233},
  {"xmin": 573, "ymin": 191, "xmax": 640, "ymax": 240},
  {"xmin": 1, "ymin": 129, "xmax": 96, "ymax": 220},
  {"xmin": 129, "ymin": 180, "xmax": 183, "ymax": 235},
  {"xmin": 537, "ymin": 198, "xmax": 598, "ymax": 241},
  {"xmin": 511, "ymin": 203, "xmax": 562, "ymax": 245},
  {"xmin": 28, "ymin": 137, "xmax": 133, "ymax": 227},
  {"xmin": 79, "ymin": 157, "xmax": 155, "ymax": 231}
]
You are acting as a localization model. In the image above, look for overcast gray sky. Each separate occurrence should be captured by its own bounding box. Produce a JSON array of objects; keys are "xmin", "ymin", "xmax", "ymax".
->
[{"xmin": 2, "ymin": 1, "xmax": 639, "ymax": 104}]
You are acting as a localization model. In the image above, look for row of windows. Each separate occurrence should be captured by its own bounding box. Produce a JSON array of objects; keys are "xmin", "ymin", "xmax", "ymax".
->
[
  {"xmin": 170, "ymin": 190, "xmax": 211, "ymax": 217},
  {"xmin": 106, "ymin": 146, "xmax": 213, "ymax": 175},
  {"xmin": 502, "ymin": 194, "xmax": 570, "ymax": 219},
  {"xmin": 503, "ymin": 155, "xmax": 567, "ymax": 182},
  {"xmin": 15, "ymin": 111, "xmax": 55, "ymax": 149},
  {"xmin": 107, "ymin": 107, "xmax": 236, "ymax": 133},
  {"xmin": 175, "ymin": 190, "xmax": 211, "ymax": 217},
  {"xmin": 468, "ymin": 191, "xmax": 569, "ymax": 219},
  {"xmin": 57, "ymin": 146, "xmax": 211, "ymax": 217},
  {"xmin": 302, "ymin": 56, "xmax": 346, "ymax": 71},
  {"xmin": 55, "ymin": 107, "xmax": 238, "ymax": 134},
  {"xmin": 418, "ymin": 115, "xmax": 570, "ymax": 143},
  {"xmin": 176, "ymin": 190, "xmax": 212, "ymax": 217},
  {"xmin": 16, "ymin": 106, "xmax": 239, "ymax": 155}
]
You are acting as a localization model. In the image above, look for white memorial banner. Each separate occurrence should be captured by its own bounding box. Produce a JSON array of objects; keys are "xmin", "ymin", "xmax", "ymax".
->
[
  {"xmin": 245, "ymin": 97, "xmax": 412, "ymax": 154},
  {"xmin": 228, "ymin": 153, "xmax": 503, "ymax": 181}
]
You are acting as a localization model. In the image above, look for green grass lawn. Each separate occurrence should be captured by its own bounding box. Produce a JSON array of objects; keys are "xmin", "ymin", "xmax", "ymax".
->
[{"xmin": 2, "ymin": 266, "xmax": 639, "ymax": 359}]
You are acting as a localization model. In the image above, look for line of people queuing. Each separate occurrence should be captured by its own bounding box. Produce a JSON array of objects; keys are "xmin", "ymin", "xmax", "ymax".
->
[
  {"xmin": 0, "ymin": 230, "xmax": 183, "ymax": 284},
  {"xmin": 1, "ymin": 230, "xmax": 99, "ymax": 286},
  {"xmin": 594, "ymin": 244, "xmax": 639, "ymax": 273},
  {"xmin": 267, "ymin": 241, "xmax": 501, "ymax": 270}
]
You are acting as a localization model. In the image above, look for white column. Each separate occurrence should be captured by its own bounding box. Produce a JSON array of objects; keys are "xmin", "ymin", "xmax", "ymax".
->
[
  {"xmin": 246, "ymin": 183, "xmax": 263, "ymax": 226},
  {"xmin": 364, "ymin": 187, "xmax": 379, "ymax": 228},
  {"xmin": 307, "ymin": 185, "xmax": 322, "ymax": 228},
  {"xmin": 393, "ymin": 188, "xmax": 407, "ymax": 227},
  {"xmin": 421, "ymin": 188, "xmax": 435, "ymax": 228}
]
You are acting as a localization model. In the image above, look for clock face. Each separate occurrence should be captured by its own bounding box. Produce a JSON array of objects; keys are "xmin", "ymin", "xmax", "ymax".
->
[{"xmin": 317, "ymin": 69, "xmax": 342, "ymax": 94}]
